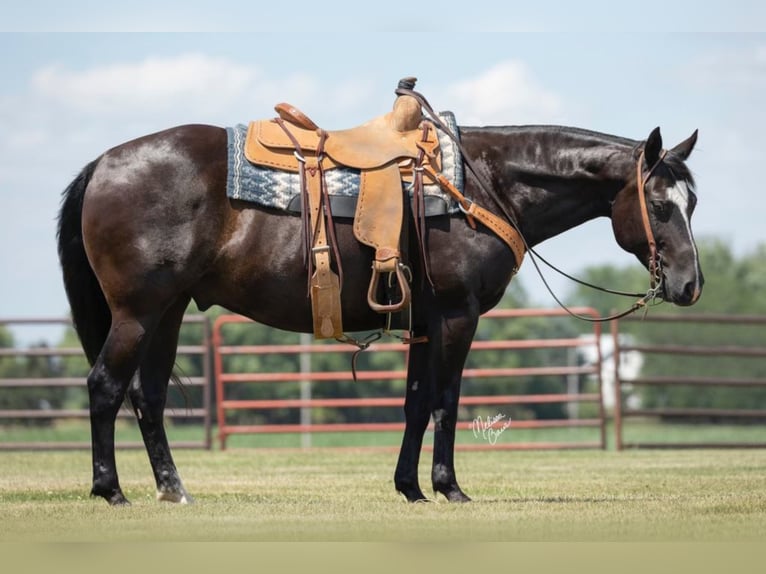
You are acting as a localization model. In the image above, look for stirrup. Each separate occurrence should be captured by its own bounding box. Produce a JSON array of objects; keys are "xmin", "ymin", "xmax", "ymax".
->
[{"xmin": 367, "ymin": 260, "xmax": 411, "ymax": 314}]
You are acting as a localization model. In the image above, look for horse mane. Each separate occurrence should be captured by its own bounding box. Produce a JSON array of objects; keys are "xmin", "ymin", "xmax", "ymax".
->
[
  {"xmin": 460, "ymin": 124, "xmax": 696, "ymax": 187},
  {"xmin": 461, "ymin": 124, "xmax": 636, "ymax": 145}
]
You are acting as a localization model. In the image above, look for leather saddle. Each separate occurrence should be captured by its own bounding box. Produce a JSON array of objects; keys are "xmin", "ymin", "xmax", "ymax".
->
[{"xmin": 243, "ymin": 78, "xmax": 441, "ymax": 340}]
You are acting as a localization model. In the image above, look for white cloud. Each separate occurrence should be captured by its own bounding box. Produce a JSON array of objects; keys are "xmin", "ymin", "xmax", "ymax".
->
[
  {"xmin": 31, "ymin": 54, "xmax": 259, "ymax": 116},
  {"xmin": 442, "ymin": 60, "xmax": 563, "ymax": 125},
  {"xmin": 26, "ymin": 54, "xmax": 376, "ymax": 127},
  {"xmin": 27, "ymin": 56, "xmax": 563, "ymax": 141}
]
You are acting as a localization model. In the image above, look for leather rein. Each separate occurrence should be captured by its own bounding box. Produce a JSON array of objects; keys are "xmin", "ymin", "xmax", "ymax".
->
[
  {"xmin": 551, "ymin": 148, "xmax": 669, "ymax": 322},
  {"xmin": 398, "ymin": 85, "xmax": 669, "ymax": 323}
]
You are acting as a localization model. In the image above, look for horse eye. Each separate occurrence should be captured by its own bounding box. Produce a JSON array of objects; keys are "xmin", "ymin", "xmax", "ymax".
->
[{"xmin": 651, "ymin": 201, "xmax": 672, "ymax": 221}]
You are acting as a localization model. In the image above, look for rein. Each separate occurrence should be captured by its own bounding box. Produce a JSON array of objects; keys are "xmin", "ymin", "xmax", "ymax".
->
[
  {"xmin": 521, "ymin": 148, "xmax": 669, "ymax": 323},
  {"xmin": 397, "ymin": 86, "xmax": 668, "ymax": 323}
]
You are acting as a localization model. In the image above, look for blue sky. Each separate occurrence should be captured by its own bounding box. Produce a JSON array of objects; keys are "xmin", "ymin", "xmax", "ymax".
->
[{"xmin": 1, "ymin": 3, "xmax": 765, "ymax": 344}]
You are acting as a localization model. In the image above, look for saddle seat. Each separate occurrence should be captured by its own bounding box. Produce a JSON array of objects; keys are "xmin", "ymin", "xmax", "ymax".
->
[{"xmin": 245, "ymin": 104, "xmax": 439, "ymax": 172}]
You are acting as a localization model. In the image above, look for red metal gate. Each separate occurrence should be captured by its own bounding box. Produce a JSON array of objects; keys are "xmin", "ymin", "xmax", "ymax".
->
[{"xmin": 213, "ymin": 307, "xmax": 607, "ymax": 450}]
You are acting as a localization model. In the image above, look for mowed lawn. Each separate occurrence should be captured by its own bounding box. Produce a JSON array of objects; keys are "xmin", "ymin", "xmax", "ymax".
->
[{"xmin": 0, "ymin": 448, "xmax": 764, "ymax": 542}]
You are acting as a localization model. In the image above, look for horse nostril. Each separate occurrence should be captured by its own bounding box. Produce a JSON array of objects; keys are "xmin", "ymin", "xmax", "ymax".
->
[{"xmin": 682, "ymin": 280, "xmax": 700, "ymax": 304}]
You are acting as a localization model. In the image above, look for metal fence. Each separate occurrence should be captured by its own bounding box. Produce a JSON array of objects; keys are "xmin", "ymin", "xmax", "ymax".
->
[
  {"xmin": 213, "ymin": 307, "xmax": 607, "ymax": 450},
  {"xmin": 610, "ymin": 313, "xmax": 766, "ymax": 450},
  {"xmin": 4, "ymin": 311, "xmax": 764, "ymax": 452},
  {"xmin": 0, "ymin": 316, "xmax": 213, "ymax": 450}
]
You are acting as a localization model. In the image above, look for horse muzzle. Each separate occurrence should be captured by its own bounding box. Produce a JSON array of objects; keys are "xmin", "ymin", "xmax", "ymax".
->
[{"xmin": 662, "ymin": 269, "xmax": 704, "ymax": 306}]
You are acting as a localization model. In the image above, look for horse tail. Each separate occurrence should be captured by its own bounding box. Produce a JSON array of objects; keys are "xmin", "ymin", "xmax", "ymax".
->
[{"xmin": 56, "ymin": 157, "xmax": 110, "ymax": 366}]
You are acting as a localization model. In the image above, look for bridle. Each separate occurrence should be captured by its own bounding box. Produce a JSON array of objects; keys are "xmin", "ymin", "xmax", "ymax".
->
[
  {"xmin": 521, "ymin": 147, "xmax": 670, "ymax": 322},
  {"xmin": 635, "ymin": 148, "xmax": 668, "ymax": 295}
]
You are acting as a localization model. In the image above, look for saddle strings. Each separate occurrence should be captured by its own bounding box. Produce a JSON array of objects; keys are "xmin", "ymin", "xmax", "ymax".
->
[
  {"xmin": 316, "ymin": 130, "xmax": 344, "ymax": 290},
  {"xmin": 411, "ymin": 124, "xmax": 435, "ymax": 289},
  {"xmin": 274, "ymin": 117, "xmax": 314, "ymax": 293},
  {"xmin": 396, "ymin": 86, "xmax": 664, "ymax": 323},
  {"xmin": 273, "ymin": 118, "xmax": 344, "ymax": 292}
]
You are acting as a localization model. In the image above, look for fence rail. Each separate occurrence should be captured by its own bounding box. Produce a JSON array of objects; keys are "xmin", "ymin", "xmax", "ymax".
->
[
  {"xmin": 213, "ymin": 307, "xmax": 606, "ymax": 451},
  {"xmin": 0, "ymin": 316, "xmax": 213, "ymax": 451},
  {"xmin": 3, "ymin": 311, "xmax": 765, "ymax": 452},
  {"xmin": 610, "ymin": 313, "xmax": 766, "ymax": 450}
]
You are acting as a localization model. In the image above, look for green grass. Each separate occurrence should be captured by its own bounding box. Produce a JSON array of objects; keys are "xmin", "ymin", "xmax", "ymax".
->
[
  {"xmin": 0, "ymin": 448, "xmax": 764, "ymax": 542},
  {"xmin": 2, "ymin": 418, "xmax": 764, "ymax": 450}
]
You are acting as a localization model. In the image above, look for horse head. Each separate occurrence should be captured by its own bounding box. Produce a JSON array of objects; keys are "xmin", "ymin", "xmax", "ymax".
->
[{"xmin": 611, "ymin": 127, "xmax": 703, "ymax": 306}]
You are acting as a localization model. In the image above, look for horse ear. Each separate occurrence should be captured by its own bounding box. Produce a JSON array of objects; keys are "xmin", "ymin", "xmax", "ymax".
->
[
  {"xmin": 670, "ymin": 129, "xmax": 698, "ymax": 161},
  {"xmin": 644, "ymin": 127, "xmax": 663, "ymax": 165}
]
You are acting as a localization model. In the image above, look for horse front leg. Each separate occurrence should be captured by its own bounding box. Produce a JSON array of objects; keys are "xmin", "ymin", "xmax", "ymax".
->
[
  {"xmin": 394, "ymin": 334, "xmax": 433, "ymax": 502},
  {"xmin": 432, "ymin": 388, "xmax": 470, "ymax": 502},
  {"xmin": 430, "ymin": 306, "xmax": 479, "ymax": 502}
]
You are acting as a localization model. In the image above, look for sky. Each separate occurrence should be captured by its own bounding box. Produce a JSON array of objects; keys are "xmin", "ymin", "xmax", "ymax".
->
[{"xmin": 1, "ymin": 2, "xmax": 765, "ymax": 345}]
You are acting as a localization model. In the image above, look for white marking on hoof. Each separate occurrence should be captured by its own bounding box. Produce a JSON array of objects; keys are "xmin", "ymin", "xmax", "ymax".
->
[{"xmin": 156, "ymin": 489, "xmax": 194, "ymax": 504}]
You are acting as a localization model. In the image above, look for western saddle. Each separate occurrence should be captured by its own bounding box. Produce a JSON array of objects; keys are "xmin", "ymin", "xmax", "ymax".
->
[{"xmin": 243, "ymin": 77, "xmax": 525, "ymax": 341}]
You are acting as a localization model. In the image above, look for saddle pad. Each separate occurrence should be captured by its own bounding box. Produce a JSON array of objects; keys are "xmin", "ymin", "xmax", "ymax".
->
[{"xmin": 225, "ymin": 111, "xmax": 464, "ymax": 215}]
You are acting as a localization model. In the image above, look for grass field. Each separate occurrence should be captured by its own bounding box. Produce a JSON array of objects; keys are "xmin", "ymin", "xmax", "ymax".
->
[
  {"xmin": 2, "ymin": 418, "xmax": 765, "ymax": 449},
  {"xmin": 1, "ymin": 447, "xmax": 765, "ymax": 542}
]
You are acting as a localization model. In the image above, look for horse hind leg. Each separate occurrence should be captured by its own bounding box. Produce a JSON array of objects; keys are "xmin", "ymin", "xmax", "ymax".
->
[
  {"xmin": 88, "ymin": 312, "xmax": 156, "ymax": 505},
  {"xmin": 127, "ymin": 296, "xmax": 193, "ymax": 504}
]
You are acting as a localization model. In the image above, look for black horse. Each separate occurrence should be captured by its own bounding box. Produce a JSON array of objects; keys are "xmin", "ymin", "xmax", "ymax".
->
[{"xmin": 57, "ymin": 115, "xmax": 702, "ymax": 505}]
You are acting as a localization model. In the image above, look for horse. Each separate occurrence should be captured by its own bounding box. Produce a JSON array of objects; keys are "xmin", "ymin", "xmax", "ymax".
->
[{"xmin": 57, "ymin": 114, "xmax": 702, "ymax": 505}]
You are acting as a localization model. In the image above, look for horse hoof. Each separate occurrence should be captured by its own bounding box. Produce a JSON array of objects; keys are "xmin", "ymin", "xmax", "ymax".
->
[
  {"xmin": 107, "ymin": 493, "xmax": 131, "ymax": 506},
  {"xmin": 397, "ymin": 487, "xmax": 429, "ymax": 503},
  {"xmin": 156, "ymin": 489, "xmax": 194, "ymax": 504},
  {"xmin": 91, "ymin": 487, "xmax": 130, "ymax": 506},
  {"xmin": 438, "ymin": 489, "xmax": 472, "ymax": 503}
]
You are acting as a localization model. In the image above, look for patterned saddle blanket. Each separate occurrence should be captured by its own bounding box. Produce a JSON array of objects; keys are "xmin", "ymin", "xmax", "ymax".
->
[{"xmin": 225, "ymin": 111, "xmax": 464, "ymax": 217}]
